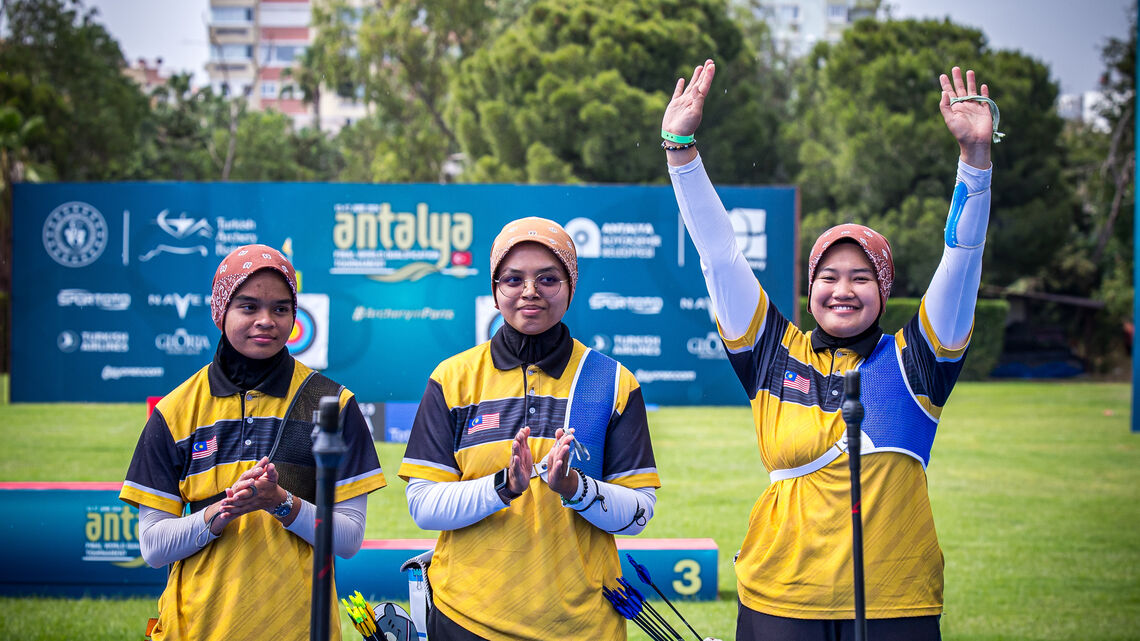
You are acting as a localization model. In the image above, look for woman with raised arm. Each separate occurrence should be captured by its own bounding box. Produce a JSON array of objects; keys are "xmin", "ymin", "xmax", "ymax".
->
[{"xmin": 662, "ymin": 60, "xmax": 995, "ymax": 640}]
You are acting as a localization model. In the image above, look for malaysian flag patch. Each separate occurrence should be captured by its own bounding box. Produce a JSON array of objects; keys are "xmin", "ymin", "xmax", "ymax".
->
[
  {"xmin": 191, "ymin": 436, "xmax": 218, "ymax": 460},
  {"xmin": 468, "ymin": 413, "xmax": 500, "ymax": 434},
  {"xmin": 783, "ymin": 370, "xmax": 810, "ymax": 394}
]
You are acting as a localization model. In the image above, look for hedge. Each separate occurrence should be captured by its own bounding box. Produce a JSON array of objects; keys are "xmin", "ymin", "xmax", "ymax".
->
[{"xmin": 796, "ymin": 297, "xmax": 1009, "ymax": 381}]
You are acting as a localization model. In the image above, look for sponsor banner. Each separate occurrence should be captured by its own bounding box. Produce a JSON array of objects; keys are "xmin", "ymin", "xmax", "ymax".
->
[
  {"xmin": 155, "ymin": 329, "xmax": 211, "ymax": 356},
  {"xmin": 148, "ymin": 292, "xmax": 208, "ymax": 319},
  {"xmin": 57, "ymin": 289, "xmax": 131, "ymax": 311},
  {"xmin": 58, "ymin": 330, "xmax": 129, "ymax": 353},
  {"xmin": 13, "ymin": 182, "xmax": 795, "ymax": 404},
  {"xmin": 591, "ymin": 334, "xmax": 662, "ymax": 357},
  {"xmin": 588, "ymin": 292, "xmax": 664, "ymax": 315},
  {"xmin": 687, "ymin": 332, "xmax": 730, "ymax": 360}
]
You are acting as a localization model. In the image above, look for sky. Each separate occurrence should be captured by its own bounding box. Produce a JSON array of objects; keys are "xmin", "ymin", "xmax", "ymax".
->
[{"xmin": 88, "ymin": 0, "xmax": 1134, "ymax": 95}]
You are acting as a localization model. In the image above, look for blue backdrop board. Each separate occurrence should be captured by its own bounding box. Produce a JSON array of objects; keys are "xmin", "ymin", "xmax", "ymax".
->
[
  {"xmin": 13, "ymin": 182, "xmax": 796, "ymax": 405},
  {"xmin": 0, "ymin": 485, "xmax": 716, "ymax": 602}
]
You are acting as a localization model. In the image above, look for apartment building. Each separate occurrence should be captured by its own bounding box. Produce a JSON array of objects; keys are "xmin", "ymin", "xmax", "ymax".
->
[
  {"xmin": 752, "ymin": 0, "xmax": 879, "ymax": 58},
  {"xmin": 206, "ymin": 0, "xmax": 366, "ymax": 132}
]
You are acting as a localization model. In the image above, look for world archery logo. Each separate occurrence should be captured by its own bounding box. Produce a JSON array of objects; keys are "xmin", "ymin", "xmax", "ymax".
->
[{"xmin": 42, "ymin": 201, "xmax": 108, "ymax": 267}]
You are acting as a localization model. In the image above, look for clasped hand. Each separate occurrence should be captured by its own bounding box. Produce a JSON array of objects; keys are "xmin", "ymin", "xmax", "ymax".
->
[{"xmin": 207, "ymin": 456, "xmax": 284, "ymax": 534}]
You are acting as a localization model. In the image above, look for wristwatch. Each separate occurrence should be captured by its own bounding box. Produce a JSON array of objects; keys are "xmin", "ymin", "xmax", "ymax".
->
[
  {"xmin": 272, "ymin": 490, "xmax": 294, "ymax": 518},
  {"xmin": 494, "ymin": 467, "xmax": 522, "ymax": 504}
]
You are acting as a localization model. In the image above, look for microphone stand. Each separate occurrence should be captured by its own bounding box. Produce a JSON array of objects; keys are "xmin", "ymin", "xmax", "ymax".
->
[
  {"xmin": 842, "ymin": 371, "xmax": 868, "ymax": 641},
  {"xmin": 311, "ymin": 396, "xmax": 346, "ymax": 641}
]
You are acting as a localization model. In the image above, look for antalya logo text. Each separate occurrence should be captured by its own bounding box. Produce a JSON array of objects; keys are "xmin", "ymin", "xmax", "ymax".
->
[{"xmin": 331, "ymin": 202, "xmax": 475, "ymax": 282}]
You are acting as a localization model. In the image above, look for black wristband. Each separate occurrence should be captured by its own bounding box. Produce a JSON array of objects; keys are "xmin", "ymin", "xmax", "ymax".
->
[{"xmin": 494, "ymin": 467, "xmax": 522, "ymax": 504}]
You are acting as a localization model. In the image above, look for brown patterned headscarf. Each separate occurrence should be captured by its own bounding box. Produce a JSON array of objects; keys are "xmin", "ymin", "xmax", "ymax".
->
[
  {"xmin": 807, "ymin": 224, "xmax": 894, "ymax": 312},
  {"xmin": 489, "ymin": 217, "xmax": 579, "ymax": 300},
  {"xmin": 210, "ymin": 244, "xmax": 298, "ymax": 330}
]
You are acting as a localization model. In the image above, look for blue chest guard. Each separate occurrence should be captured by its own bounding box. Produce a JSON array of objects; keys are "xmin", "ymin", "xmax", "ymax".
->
[
  {"xmin": 563, "ymin": 348, "xmax": 619, "ymax": 480},
  {"xmin": 767, "ymin": 334, "xmax": 939, "ymax": 482},
  {"xmin": 859, "ymin": 334, "xmax": 938, "ymax": 467}
]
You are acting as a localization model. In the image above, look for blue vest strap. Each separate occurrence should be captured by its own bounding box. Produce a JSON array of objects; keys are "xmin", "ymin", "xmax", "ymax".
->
[{"xmin": 564, "ymin": 348, "xmax": 619, "ymax": 480}]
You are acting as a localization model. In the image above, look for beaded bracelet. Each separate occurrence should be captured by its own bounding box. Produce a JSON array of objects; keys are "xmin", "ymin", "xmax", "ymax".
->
[
  {"xmin": 662, "ymin": 139, "xmax": 696, "ymax": 151},
  {"xmin": 561, "ymin": 468, "xmax": 589, "ymax": 506}
]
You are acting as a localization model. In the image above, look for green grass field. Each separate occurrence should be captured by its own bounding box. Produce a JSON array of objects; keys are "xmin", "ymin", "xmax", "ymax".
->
[{"xmin": 1, "ymin": 377, "xmax": 1138, "ymax": 640}]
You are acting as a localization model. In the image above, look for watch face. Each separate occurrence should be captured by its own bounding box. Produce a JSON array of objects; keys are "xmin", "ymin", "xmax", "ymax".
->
[{"xmin": 274, "ymin": 493, "xmax": 293, "ymax": 517}]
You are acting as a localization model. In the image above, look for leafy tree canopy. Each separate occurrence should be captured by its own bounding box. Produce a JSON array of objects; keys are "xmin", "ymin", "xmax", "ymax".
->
[
  {"xmin": 787, "ymin": 18, "xmax": 1069, "ymax": 296},
  {"xmin": 0, "ymin": 0, "xmax": 149, "ymax": 181},
  {"xmin": 450, "ymin": 0, "xmax": 789, "ymax": 184}
]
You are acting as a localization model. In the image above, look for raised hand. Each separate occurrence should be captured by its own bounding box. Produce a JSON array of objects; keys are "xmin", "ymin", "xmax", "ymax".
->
[
  {"xmin": 506, "ymin": 427, "xmax": 533, "ymax": 496},
  {"xmin": 543, "ymin": 428, "xmax": 578, "ymax": 499},
  {"xmin": 661, "ymin": 59, "xmax": 716, "ymax": 141},
  {"xmin": 938, "ymin": 67, "xmax": 992, "ymax": 169}
]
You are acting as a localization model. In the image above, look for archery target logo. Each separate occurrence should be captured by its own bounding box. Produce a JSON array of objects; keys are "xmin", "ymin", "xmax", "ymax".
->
[
  {"xmin": 288, "ymin": 306, "xmax": 316, "ymax": 354},
  {"xmin": 287, "ymin": 293, "xmax": 329, "ymax": 369},
  {"xmin": 475, "ymin": 295, "xmax": 504, "ymax": 344}
]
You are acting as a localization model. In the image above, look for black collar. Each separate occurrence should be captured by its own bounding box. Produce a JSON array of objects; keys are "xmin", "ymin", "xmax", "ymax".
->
[
  {"xmin": 810, "ymin": 323, "xmax": 884, "ymax": 359},
  {"xmin": 490, "ymin": 322, "xmax": 573, "ymax": 378},
  {"xmin": 207, "ymin": 336, "xmax": 295, "ymax": 397}
]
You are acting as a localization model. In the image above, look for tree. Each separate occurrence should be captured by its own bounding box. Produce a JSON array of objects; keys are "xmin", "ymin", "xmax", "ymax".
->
[
  {"xmin": 130, "ymin": 75, "xmax": 342, "ymax": 183},
  {"xmin": 129, "ymin": 73, "xmax": 216, "ymax": 180},
  {"xmin": 450, "ymin": 0, "xmax": 789, "ymax": 184},
  {"xmin": 1051, "ymin": 6, "xmax": 1135, "ymax": 369},
  {"xmin": 786, "ymin": 18, "xmax": 1070, "ymax": 297},
  {"xmin": 301, "ymin": 0, "xmax": 525, "ymax": 183},
  {"xmin": 0, "ymin": 0, "xmax": 149, "ymax": 181}
]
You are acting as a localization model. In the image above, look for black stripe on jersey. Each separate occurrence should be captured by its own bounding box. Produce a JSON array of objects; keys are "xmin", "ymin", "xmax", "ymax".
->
[
  {"xmin": 453, "ymin": 395, "xmax": 567, "ymax": 450},
  {"xmin": 724, "ymin": 302, "xmax": 791, "ymax": 401},
  {"xmin": 183, "ymin": 417, "xmax": 281, "ymax": 476},
  {"xmin": 901, "ymin": 315, "xmax": 967, "ymax": 407},
  {"xmin": 768, "ymin": 357, "xmax": 840, "ymax": 410}
]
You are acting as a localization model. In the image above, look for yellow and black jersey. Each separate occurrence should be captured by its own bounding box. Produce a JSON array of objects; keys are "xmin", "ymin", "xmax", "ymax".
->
[
  {"xmin": 726, "ymin": 285, "xmax": 968, "ymax": 620},
  {"xmin": 398, "ymin": 326, "xmax": 659, "ymax": 640},
  {"xmin": 120, "ymin": 356, "xmax": 386, "ymax": 641}
]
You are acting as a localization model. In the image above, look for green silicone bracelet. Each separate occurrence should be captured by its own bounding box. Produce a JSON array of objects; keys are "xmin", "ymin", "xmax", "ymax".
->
[
  {"xmin": 661, "ymin": 129, "xmax": 695, "ymax": 144},
  {"xmin": 949, "ymin": 95, "xmax": 1006, "ymax": 143}
]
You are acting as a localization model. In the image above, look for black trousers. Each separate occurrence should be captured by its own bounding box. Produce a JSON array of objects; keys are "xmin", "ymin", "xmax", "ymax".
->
[
  {"xmin": 737, "ymin": 600, "xmax": 941, "ymax": 641},
  {"xmin": 426, "ymin": 605, "xmax": 488, "ymax": 641}
]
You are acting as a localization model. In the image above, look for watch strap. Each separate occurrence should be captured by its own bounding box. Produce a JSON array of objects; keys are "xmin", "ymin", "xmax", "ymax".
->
[
  {"xmin": 494, "ymin": 467, "xmax": 522, "ymax": 504},
  {"xmin": 272, "ymin": 490, "xmax": 294, "ymax": 518}
]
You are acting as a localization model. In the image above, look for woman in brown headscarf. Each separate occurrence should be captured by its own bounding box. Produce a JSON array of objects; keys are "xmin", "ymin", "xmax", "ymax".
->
[
  {"xmin": 662, "ymin": 61, "xmax": 997, "ymax": 639},
  {"xmin": 398, "ymin": 217, "xmax": 661, "ymax": 640},
  {"xmin": 121, "ymin": 244, "xmax": 386, "ymax": 641}
]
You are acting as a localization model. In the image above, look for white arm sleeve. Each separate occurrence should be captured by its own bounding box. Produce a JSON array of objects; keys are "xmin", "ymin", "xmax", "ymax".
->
[
  {"xmin": 669, "ymin": 154, "xmax": 761, "ymax": 340},
  {"xmin": 138, "ymin": 494, "xmax": 370, "ymax": 566},
  {"xmin": 924, "ymin": 160, "xmax": 993, "ymax": 350},
  {"xmin": 284, "ymin": 494, "xmax": 369, "ymax": 559},
  {"xmin": 138, "ymin": 505, "xmax": 214, "ymax": 568},
  {"xmin": 566, "ymin": 474, "xmax": 657, "ymax": 535},
  {"xmin": 405, "ymin": 476, "xmax": 507, "ymax": 531}
]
